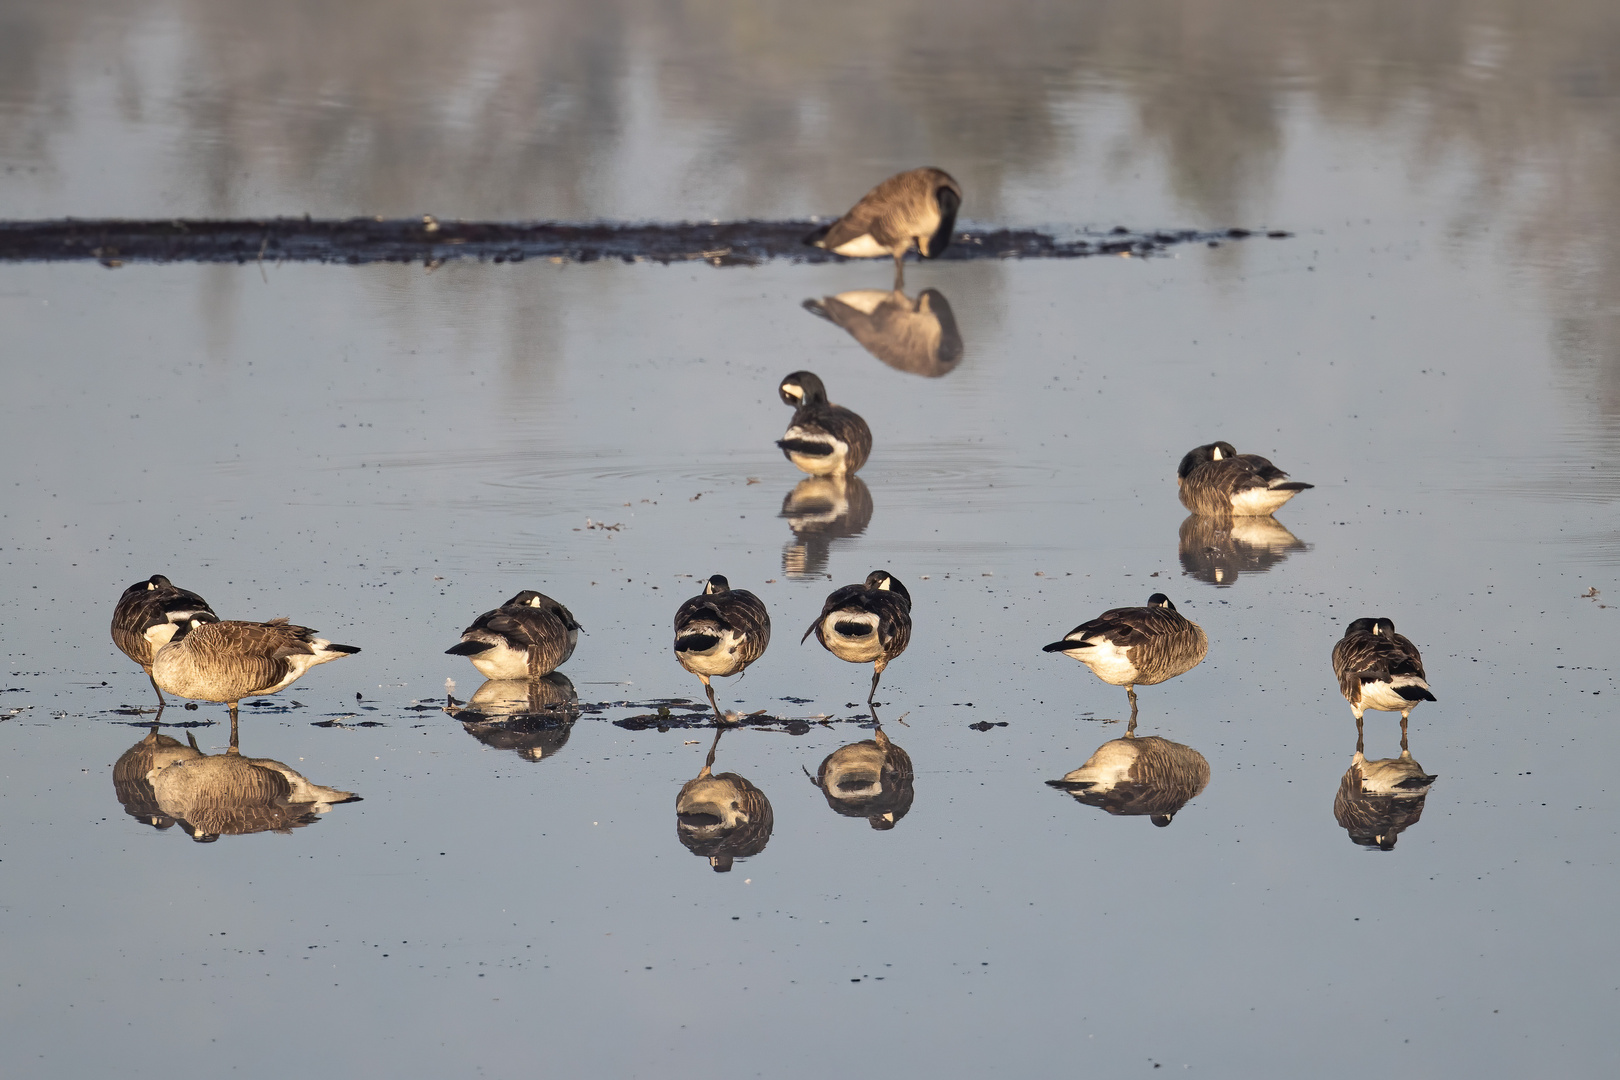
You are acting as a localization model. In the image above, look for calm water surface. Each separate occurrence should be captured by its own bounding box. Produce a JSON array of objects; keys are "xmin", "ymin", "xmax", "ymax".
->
[{"xmin": 2, "ymin": 2, "xmax": 1618, "ymax": 1077}]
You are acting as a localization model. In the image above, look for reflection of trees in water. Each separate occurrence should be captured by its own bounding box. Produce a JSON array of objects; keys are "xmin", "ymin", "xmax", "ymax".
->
[{"xmin": 6, "ymin": 1, "xmax": 1619, "ymax": 441}]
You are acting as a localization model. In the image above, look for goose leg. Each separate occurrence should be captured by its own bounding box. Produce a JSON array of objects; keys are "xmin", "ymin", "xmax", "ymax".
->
[
  {"xmin": 868, "ymin": 668, "xmax": 883, "ymax": 705},
  {"xmin": 702, "ymin": 680, "xmax": 724, "ymax": 721},
  {"xmin": 227, "ymin": 701, "xmax": 240, "ymax": 755},
  {"xmin": 145, "ymin": 667, "xmax": 168, "ymax": 707}
]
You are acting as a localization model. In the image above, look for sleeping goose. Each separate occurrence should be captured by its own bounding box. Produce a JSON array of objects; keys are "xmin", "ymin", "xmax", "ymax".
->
[
  {"xmin": 1176, "ymin": 441, "xmax": 1313, "ymax": 517},
  {"xmin": 802, "ymin": 287, "xmax": 963, "ymax": 377},
  {"xmin": 805, "ymin": 167, "xmax": 963, "ymax": 287},
  {"xmin": 1042, "ymin": 594, "xmax": 1208, "ymax": 720},
  {"xmin": 803, "ymin": 570, "xmax": 912, "ymax": 703},
  {"xmin": 110, "ymin": 574, "xmax": 217, "ymax": 707},
  {"xmin": 446, "ymin": 590, "xmax": 581, "ymax": 680},
  {"xmin": 673, "ymin": 575, "xmax": 771, "ymax": 716},
  {"xmin": 675, "ymin": 728, "xmax": 774, "ymax": 873},
  {"xmin": 1331, "ymin": 616, "xmax": 1436, "ymax": 739},
  {"xmin": 777, "ymin": 370, "xmax": 872, "ymax": 477},
  {"xmin": 151, "ymin": 614, "xmax": 360, "ymax": 741},
  {"xmin": 1046, "ymin": 731, "xmax": 1211, "ymax": 827}
]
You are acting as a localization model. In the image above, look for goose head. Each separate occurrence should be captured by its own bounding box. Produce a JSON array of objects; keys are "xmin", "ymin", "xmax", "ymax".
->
[
  {"xmin": 169, "ymin": 612, "xmax": 220, "ymax": 642},
  {"xmin": 779, "ymin": 371, "xmax": 828, "ymax": 407},
  {"xmin": 1176, "ymin": 441, "xmax": 1240, "ymax": 480},
  {"xmin": 864, "ymin": 570, "xmax": 911, "ymax": 604},
  {"xmin": 703, "ymin": 575, "xmax": 731, "ymax": 595},
  {"xmin": 1147, "ymin": 593, "xmax": 1176, "ymax": 611}
]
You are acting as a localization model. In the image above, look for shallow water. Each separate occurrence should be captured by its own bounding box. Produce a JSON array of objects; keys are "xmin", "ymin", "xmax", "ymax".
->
[{"xmin": 2, "ymin": 2, "xmax": 1619, "ymax": 1077}]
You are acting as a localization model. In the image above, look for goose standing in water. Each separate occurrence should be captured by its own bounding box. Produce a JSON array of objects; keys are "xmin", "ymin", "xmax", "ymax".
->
[
  {"xmin": 803, "ymin": 570, "xmax": 912, "ymax": 703},
  {"xmin": 802, "ymin": 287, "xmax": 963, "ymax": 377},
  {"xmin": 804, "ymin": 167, "xmax": 963, "ymax": 288},
  {"xmin": 776, "ymin": 370, "xmax": 872, "ymax": 477},
  {"xmin": 1331, "ymin": 617, "xmax": 1436, "ymax": 740},
  {"xmin": 675, "ymin": 728, "xmax": 774, "ymax": 873},
  {"xmin": 1176, "ymin": 441, "xmax": 1313, "ymax": 517},
  {"xmin": 1042, "ymin": 594, "xmax": 1207, "ymax": 721},
  {"xmin": 151, "ymin": 615, "xmax": 360, "ymax": 742},
  {"xmin": 446, "ymin": 590, "xmax": 581, "ymax": 680},
  {"xmin": 110, "ymin": 574, "xmax": 217, "ymax": 707},
  {"xmin": 673, "ymin": 575, "xmax": 771, "ymax": 717},
  {"xmin": 1047, "ymin": 731, "xmax": 1210, "ymax": 827}
]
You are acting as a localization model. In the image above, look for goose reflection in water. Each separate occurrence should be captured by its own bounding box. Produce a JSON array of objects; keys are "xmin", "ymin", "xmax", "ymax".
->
[
  {"xmin": 780, "ymin": 474, "xmax": 874, "ymax": 579},
  {"xmin": 675, "ymin": 728, "xmax": 773, "ymax": 873},
  {"xmin": 113, "ymin": 724, "xmax": 206, "ymax": 830},
  {"xmin": 803, "ymin": 288, "xmax": 963, "ymax": 377},
  {"xmin": 1047, "ymin": 723, "xmax": 1210, "ymax": 827},
  {"xmin": 143, "ymin": 730, "xmax": 360, "ymax": 842},
  {"xmin": 446, "ymin": 673, "xmax": 580, "ymax": 762},
  {"xmin": 1178, "ymin": 514, "xmax": 1310, "ymax": 587},
  {"xmin": 806, "ymin": 711, "xmax": 914, "ymax": 830},
  {"xmin": 1334, "ymin": 728, "xmax": 1437, "ymax": 851}
]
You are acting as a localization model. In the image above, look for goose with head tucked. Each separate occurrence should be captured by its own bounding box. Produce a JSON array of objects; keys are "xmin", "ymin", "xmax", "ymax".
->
[
  {"xmin": 804, "ymin": 167, "xmax": 963, "ymax": 288},
  {"xmin": 1331, "ymin": 616, "xmax": 1436, "ymax": 740},
  {"xmin": 110, "ymin": 574, "xmax": 217, "ymax": 707},
  {"xmin": 151, "ymin": 615, "xmax": 360, "ymax": 742},
  {"xmin": 777, "ymin": 370, "xmax": 872, "ymax": 478},
  {"xmin": 1177, "ymin": 441, "xmax": 1313, "ymax": 517},
  {"xmin": 1043, "ymin": 594, "xmax": 1208, "ymax": 721},
  {"xmin": 446, "ymin": 590, "xmax": 581, "ymax": 680},
  {"xmin": 674, "ymin": 575, "xmax": 771, "ymax": 717},
  {"xmin": 803, "ymin": 570, "xmax": 912, "ymax": 703}
]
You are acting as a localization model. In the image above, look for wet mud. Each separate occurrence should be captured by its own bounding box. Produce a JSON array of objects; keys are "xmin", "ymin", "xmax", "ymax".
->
[{"xmin": 0, "ymin": 219, "xmax": 1287, "ymax": 266}]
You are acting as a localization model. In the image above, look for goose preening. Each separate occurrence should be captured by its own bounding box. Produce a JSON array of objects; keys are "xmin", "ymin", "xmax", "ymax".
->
[
  {"xmin": 807, "ymin": 722, "xmax": 914, "ymax": 830},
  {"xmin": 1047, "ymin": 731, "xmax": 1210, "ymax": 827},
  {"xmin": 1042, "ymin": 594, "xmax": 1207, "ymax": 720},
  {"xmin": 675, "ymin": 728, "xmax": 774, "ymax": 873},
  {"xmin": 110, "ymin": 574, "xmax": 217, "ymax": 707},
  {"xmin": 803, "ymin": 570, "xmax": 913, "ymax": 703},
  {"xmin": 112, "ymin": 725, "xmax": 204, "ymax": 830},
  {"xmin": 446, "ymin": 590, "xmax": 581, "ymax": 680},
  {"xmin": 1333, "ymin": 731, "xmax": 1437, "ymax": 850},
  {"xmin": 1178, "ymin": 513, "xmax": 1310, "ymax": 587},
  {"xmin": 448, "ymin": 674, "xmax": 580, "ymax": 762},
  {"xmin": 777, "ymin": 370, "xmax": 873, "ymax": 478},
  {"xmin": 147, "ymin": 744, "xmax": 360, "ymax": 842},
  {"xmin": 803, "ymin": 287, "xmax": 963, "ymax": 377},
  {"xmin": 673, "ymin": 575, "xmax": 771, "ymax": 716},
  {"xmin": 151, "ymin": 615, "xmax": 360, "ymax": 741},
  {"xmin": 1332, "ymin": 617, "xmax": 1436, "ymax": 740},
  {"xmin": 804, "ymin": 167, "xmax": 963, "ymax": 287},
  {"xmin": 1176, "ymin": 442, "xmax": 1313, "ymax": 517},
  {"xmin": 781, "ymin": 474, "xmax": 874, "ymax": 579}
]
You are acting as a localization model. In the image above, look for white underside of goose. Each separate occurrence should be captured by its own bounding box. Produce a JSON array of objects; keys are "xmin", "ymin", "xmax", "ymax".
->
[
  {"xmin": 830, "ymin": 234, "xmax": 893, "ymax": 258},
  {"xmin": 820, "ymin": 611, "xmax": 884, "ymax": 663},
  {"xmin": 459, "ymin": 639, "xmax": 537, "ymax": 681},
  {"xmin": 1358, "ymin": 677, "xmax": 1432, "ymax": 714},
  {"xmin": 781, "ymin": 425, "xmax": 850, "ymax": 475},
  {"xmin": 1058, "ymin": 638, "xmax": 1139, "ymax": 686},
  {"xmin": 676, "ymin": 627, "xmax": 749, "ymax": 678},
  {"xmin": 1230, "ymin": 486, "xmax": 1303, "ymax": 517}
]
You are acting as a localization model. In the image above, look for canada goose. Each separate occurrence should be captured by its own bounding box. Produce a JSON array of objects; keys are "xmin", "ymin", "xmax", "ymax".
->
[
  {"xmin": 673, "ymin": 575, "xmax": 771, "ymax": 716},
  {"xmin": 1042, "ymin": 594, "xmax": 1208, "ymax": 720},
  {"xmin": 807, "ymin": 723, "xmax": 914, "ymax": 830},
  {"xmin": 1333, "ymin": 730, "xmax": 1437, "ymax": 850},
  {"xmin": 112, "ymin": 725, "xmax": 204, "ymax": 829},
  {"xmin": 110, "ymin": 574, "xmax": 217, "ymax": 707},
  {"xmin": 777, "ymin": 370, "xmax": 873, "ymax": 477},
  {"xmin": 803, "ymin": 287, "xmax": 963, "ymax": 377},
  {"xmin": 448, "ymin": 674, "xmax": 579, "ymax": 762},
  {"xmin": 1176, "ymin": 442, "xmax": 1314, "ymax": 517},
  {"xmin": 781, "ymin": 474, "xmax": 874, "ymax": 579},
  {"xmin": 147, "ymin": 746, "xmax": 359, "ymax": 842},
  {"xmin": 803, "ymin": 570, "xmax": 913, "ymax": 703},
  {"xmin": 1047, "ymin": 732, "xmax": 1211, "ymax": 827},
  {"xmin": 445, "ymin": 590, "xmax": 581, "ymax": 680},
  {"xmin": 805, "ymin": 167, "xmax": 963, "ymax": 287},
  {"xmin": 151, "ymin": 615, "xmax": 360, "ymax": 741},
  {"xmin": 675, "ymin": 728, "xmax": 774, "ymax": 872},
  {"xmin": 1178, "ymin": 514, "xmax": 1310, "ymax": 587},
  {"xmin": 1332, "ymin": 617, "xmax": 1436, "ymax": 740}
]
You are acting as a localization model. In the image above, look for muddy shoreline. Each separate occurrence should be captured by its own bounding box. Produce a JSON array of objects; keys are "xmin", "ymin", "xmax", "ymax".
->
[{"xmin": 0, "ymin": 218, "xmax": 1287, "ymax": 266}]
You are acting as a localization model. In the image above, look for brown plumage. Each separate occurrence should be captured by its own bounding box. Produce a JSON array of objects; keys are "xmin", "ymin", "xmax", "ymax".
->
[
  {"xmin": 806, "ymin": 167, "xmax": 963, "ymax": 287},
  {"xmin": 673, "ymin": 575, "xmax": 771, "ymax": 716},
  {"xmin": 675, "ymin": 729, "xmax": 774, "ymax": 873},
  {"xmin": 803, "ymin": 571, "xmax": 913, "ymax": 703},
  {"xmin": 1331, "ymin": 617, "xmax": 1436, "ymax": 739},
  {"xmin": 445, "ymin": 590, "xmax": 581, "ymax": 680},
  {"xmin": 1047, "ymin": 733, "xmax": 1211, "ymax": 827},
  {"xmin": 1333, "ymin": 745, "xmax": 1437, "ymax": 850},
  {"xmin": 808, "ymin": 726, "xmax": 915, "ymax": 830},
  {"xmin": 803, "ymin": 287, "xmax": 963, "ymax": 377},
  {"xmin": 1176, "ymin": 441, "xmax": 1313, "ymax": 517},
  {"xmin": 777, "ymin": 370, "xmax": 873, "ymax": 478},
  {"xmin": 110, "ymin": 574, "xmax": 217, "ymax": 706},
  {"xmin": 151, "ymin": 615, "xmax": 360, "ymax": 738},
  {"xmin": 1042, "ymin": 594, "xmax": 1208, "ymax": 719}
]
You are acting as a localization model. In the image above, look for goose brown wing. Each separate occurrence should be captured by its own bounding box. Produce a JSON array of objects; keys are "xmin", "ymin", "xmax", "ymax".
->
[
  {"xmin": 1332, "ymin": 633, "xmax": 1387, "ymax": 700},
  {"xmin": 803, "ymin": 582, "xmax": 871, "ymax": 643},
  {"xmin": 873, "ymin": 593, "xmax": 913, "ymax": 655},
  {"xmin": 1074, "ymin": 605, "xmax": 1186, "ymax": 647},
  {"xmin": 188, "ymin": 621, "xmax": 308, "ymax": 692},
  {"xmin": 480, "ymin": 609, "xmax": 563, "ymax": 649}
]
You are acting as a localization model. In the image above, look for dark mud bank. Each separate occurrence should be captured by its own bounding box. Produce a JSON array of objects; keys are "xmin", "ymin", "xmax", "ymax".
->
[{"xmin": 0, "ymin": 218, "xmax": 1289, "ymax": 266}]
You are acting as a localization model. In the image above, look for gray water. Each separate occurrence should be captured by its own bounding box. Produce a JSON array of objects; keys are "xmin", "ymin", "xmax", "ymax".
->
[{"xmin": 2, "ymin": 2, "xmax": 1618, "ymax": 1077}]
